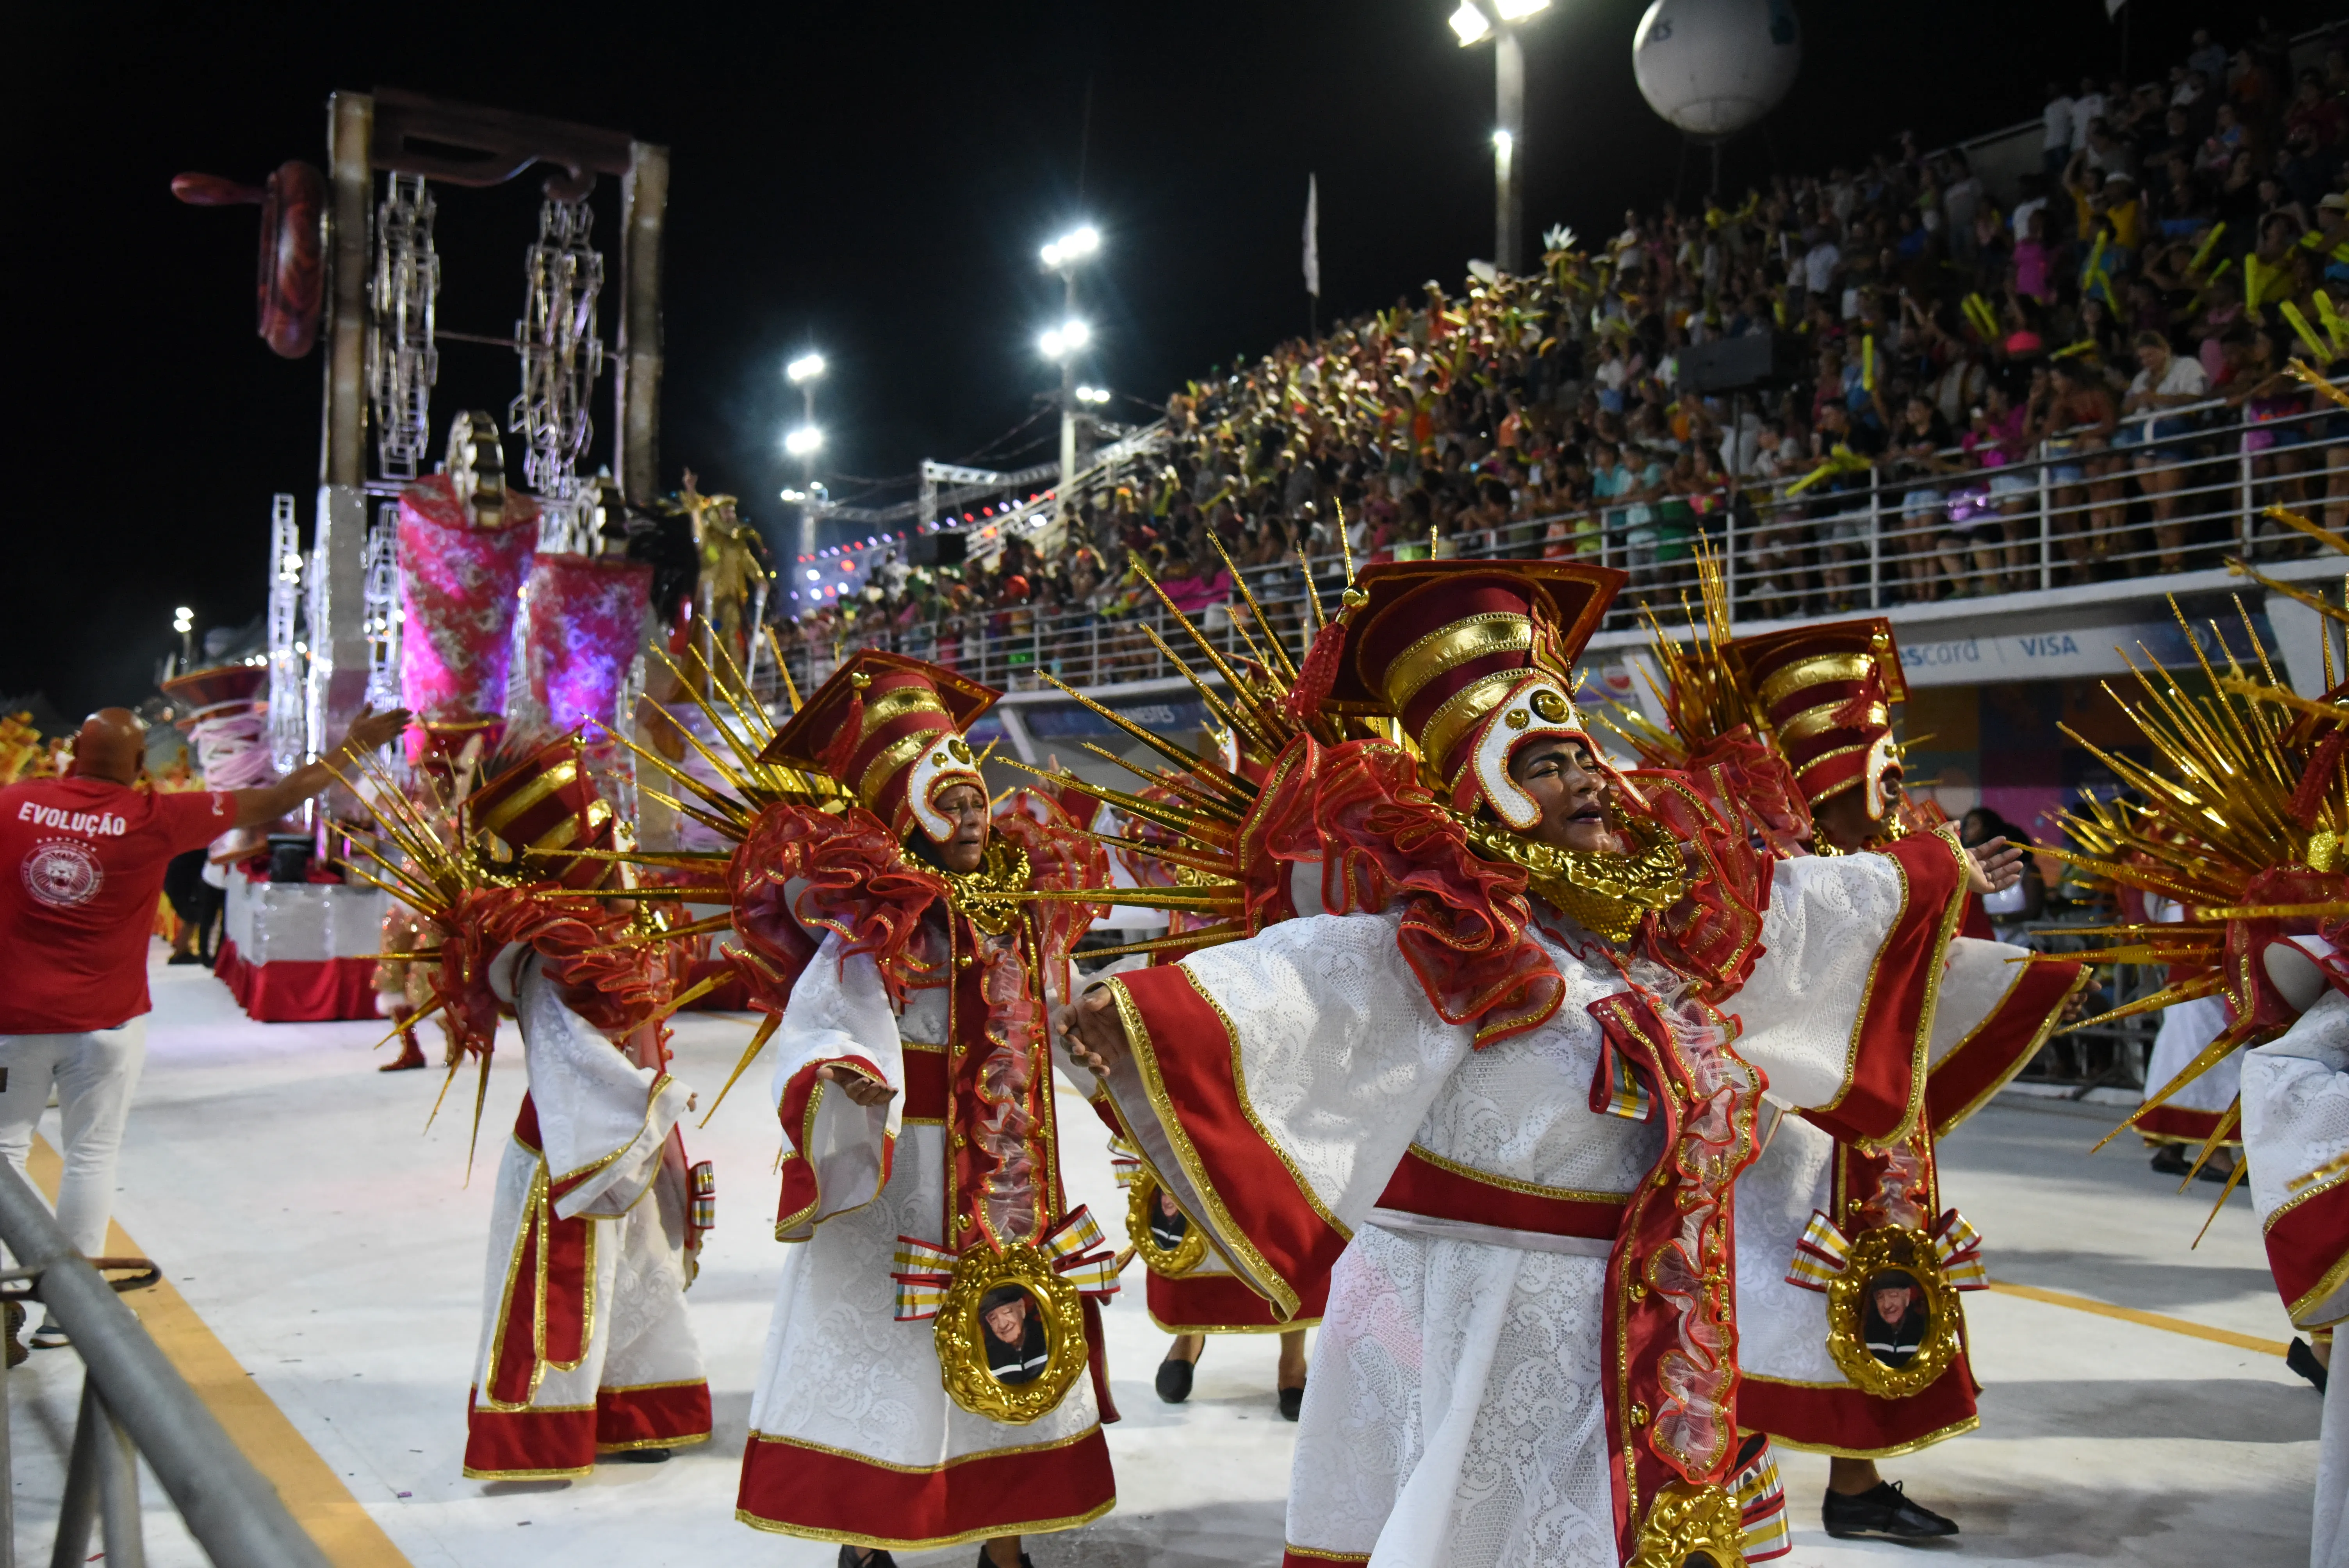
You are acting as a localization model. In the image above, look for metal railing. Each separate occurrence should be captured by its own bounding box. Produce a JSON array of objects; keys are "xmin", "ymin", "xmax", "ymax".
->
[
  {"xmin": 0, "ymin": 1164, "xmax": 329, "ymax": 1568},
  {"xmin": 771, "ymin": 378, "xmax": 2349, "ymax": 698}
]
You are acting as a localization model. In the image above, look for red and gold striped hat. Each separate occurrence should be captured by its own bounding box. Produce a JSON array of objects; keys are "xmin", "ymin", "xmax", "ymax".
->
[
  {"xmin": 1326, "ymin": 561, "xmax": 1624, "ymax": 830},
  {"xmin": 761, "ymin": 651, "xmax": 998, "ymax": 843},
  {"xmin": 465, "ymin": 734, "xmax": 616, "ymax": 891},
  {"xmin": 1730, "ymin": 619, "xmax": 1907, "ymax": 817}
]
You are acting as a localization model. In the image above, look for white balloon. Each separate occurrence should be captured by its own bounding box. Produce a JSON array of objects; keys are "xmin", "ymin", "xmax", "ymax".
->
[{"xmin": 1632, "ymin": 0, "xmax": 1803, "ymax": 139}]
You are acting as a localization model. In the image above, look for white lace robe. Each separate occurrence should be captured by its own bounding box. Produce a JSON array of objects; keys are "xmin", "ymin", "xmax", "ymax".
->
[
  {"xmin": 740, "ymin": 933, "xmax": 1110, "ymax": 1546},
  {"xmin": 1101, "ymin": 853, "xmax": 2009, "ymax": 1568},
  {"xmin": 464, "ymin": 950, "xmax": 702, "ymax": 1474},
  {"xmin": 2242, "ymin": 987, "xmax": 2349, "ymax": 1568}
]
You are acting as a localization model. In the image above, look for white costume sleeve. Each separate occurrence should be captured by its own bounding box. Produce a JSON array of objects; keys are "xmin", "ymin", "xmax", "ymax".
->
[
  {"xmin": 767, "ymin": 931, "xmax": 907, "ymax": 1238},
  {"xmin": 1732, "ymin": 852, "xmax": 1917, "ymax": 1112},
  {"xmin": 2241, "ymin": 987, "xmax": 2349, "ymax": 1328},
  {"xmin": 512, "ymin": 953, "xmax": 693, "ymax": 1221},
  {"xmin": 1098, "ymin": 912, "xmax": 1472, "ymax": 1312}
]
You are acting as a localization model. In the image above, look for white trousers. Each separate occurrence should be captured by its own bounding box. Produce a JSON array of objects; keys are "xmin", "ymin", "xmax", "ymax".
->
[{"xmin": 0, "ymin": 1021, "xmax": 150, "ymax": 1257}]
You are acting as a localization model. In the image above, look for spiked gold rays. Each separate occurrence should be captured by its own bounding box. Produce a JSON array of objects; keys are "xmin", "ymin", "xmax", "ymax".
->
[
  {"xmin": 991, "ymin": 546, "xmax": 1353, "ymax": 960},
  {"xmin": 2026, "ymin": 595, "xmax": 2349, "ymax": 1219},
  {"xmin": 1600, "ymin": 536, "xmax": 1745, "ymax": 767}
]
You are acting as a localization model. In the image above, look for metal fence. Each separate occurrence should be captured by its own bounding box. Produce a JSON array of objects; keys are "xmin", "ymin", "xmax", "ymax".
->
[
  {"xmin": 0, "ymin": 1163, "xmax": 329, "ymax": 1568},
  {"xmin": 773, "ymin": 378, "xmax": 2348, "ymax": 698}
]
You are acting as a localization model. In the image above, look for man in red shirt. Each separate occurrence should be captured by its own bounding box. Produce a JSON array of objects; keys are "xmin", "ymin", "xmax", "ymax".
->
[{"xmin": 0, "ymin": 702, "xmax": 407, "ymax": 1346}]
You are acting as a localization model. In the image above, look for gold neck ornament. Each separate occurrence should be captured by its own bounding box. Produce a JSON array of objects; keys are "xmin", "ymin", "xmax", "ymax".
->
[
  {"xmin": 1463, "ymin": 811, "xmax": 1688, "ymax": 944},
  {"xmin": 938, "ymin": 839, "xmax": 1031, "ymax": 935}
]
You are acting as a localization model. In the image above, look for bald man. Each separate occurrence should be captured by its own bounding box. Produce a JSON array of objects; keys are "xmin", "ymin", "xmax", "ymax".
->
[{"xmin": 0, "ymin": 703, "xmax": 406, "ymax": 1347}]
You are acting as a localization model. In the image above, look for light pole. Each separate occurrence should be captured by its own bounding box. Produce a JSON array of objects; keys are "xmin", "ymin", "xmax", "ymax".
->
[
  {"xmin": 1450, "ymin": 0, "xmax": 1551, "ymax": 276},
  {"xmin": 1039, "ymin": 225, "xmax": 1101, "ymax": 517},
  {"xmin": 786, "ymin": 351, "xmax": 826, "ymax": 562}
]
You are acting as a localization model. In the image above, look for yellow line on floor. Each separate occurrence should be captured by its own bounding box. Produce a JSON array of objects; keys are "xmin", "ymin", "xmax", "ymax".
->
[
  {"xmin": 27, "ymin": 1135, "xmax": 413, "ymax": 1568},
  {"xmin": 1985, "ymin": 1278, "xmax": 2288, "ymax": 1356}
]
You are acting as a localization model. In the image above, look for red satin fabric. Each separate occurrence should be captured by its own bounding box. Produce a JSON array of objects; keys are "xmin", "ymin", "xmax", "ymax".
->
[{"xmin": 1253, "ymin": 736, "xmax": 1563, "ymax": 1045}]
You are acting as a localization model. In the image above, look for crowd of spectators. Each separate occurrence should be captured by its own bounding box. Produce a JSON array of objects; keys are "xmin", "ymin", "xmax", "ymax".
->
[{"xmin": 785, "ymin": 22, "xmax": 2349, "ymax": 685}]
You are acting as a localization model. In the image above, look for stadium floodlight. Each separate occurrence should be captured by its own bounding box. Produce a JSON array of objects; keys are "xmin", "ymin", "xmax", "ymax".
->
[
  {"xmin": 172, "ymin": 606, "xmax": 194, "ymax": 634},
  {"xmin": 1040, "ymin": 225, "xmax": 1101, "ymax": 269},
  {"xmin": 1449, "ymin": 1, "xmax": 1491, "ymax": 45},
  {"xmin": 1492, "ymin": 129, "xmax": 1513, "ymax": 155},
  {"xmin": 786, "ymin": 352, "xmax": 826, "ymax": 384},
  {"xmin": 1039, "ymin": 319, "xmax": 1091, "ymax": 359},
  {"xmin": 1075, "ymin": 385, "xmax": 1111, "ymax": 404},
  {"xmin": 784, "ymin": 425, "xmax": 824, "ymax": 456}
]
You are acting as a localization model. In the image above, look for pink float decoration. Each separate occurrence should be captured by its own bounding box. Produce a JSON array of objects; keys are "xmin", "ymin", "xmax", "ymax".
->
[
  {"xmin": 396, "ymin": 475, "xmax": 539, "ymax": 756},
  {"xmin": 519, "ymin": 553, "xmax": 653, "ymax": 734}
]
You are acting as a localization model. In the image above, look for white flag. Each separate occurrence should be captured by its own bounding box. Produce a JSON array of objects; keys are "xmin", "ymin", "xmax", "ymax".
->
[{"xmin": 1303, "ymin": 173, "xmax": 1321, "ymax": 299}]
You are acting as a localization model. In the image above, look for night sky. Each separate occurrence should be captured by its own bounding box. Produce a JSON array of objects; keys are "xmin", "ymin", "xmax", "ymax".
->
[{"xmin": 7, "ymin": 0, "xmax": 2287, "ymax": 717}]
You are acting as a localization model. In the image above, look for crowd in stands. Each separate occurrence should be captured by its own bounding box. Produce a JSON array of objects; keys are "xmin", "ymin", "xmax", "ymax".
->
[{"xmin": 780, "ymin": 21, "xmax": 2349, "ymax": 682}]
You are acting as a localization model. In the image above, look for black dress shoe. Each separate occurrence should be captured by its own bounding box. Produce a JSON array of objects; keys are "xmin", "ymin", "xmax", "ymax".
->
[
  {"xmin": 2288, "ymin": 1337, "xmax": 2331, "ymax": 1393},
  {"xmin": 611, "ymin": 1447, "xmax": 669, "ymax": 1463},
  {"xmin": 2150, "ymin": 1144, "xmax": 2190, "ymax": 1177},
  {"xmin": 972, "ymin": 1549, "xmax": 1033, "ymax": 1568},
  {"xmin": 838, "ymin": 1547, "xmax": 898, "ymax": 1568},
  {"xmin": 1822, "ymin": 1481, "xmax": 1959, "ymax": 1539},
  {"xmin": 1278, "ymin": 1382, "xmax": 1305, "ymax": 1421},
  {"xmin": 1156, "ymin": 1354, "xmax": 1195, "ymax": 1403}
]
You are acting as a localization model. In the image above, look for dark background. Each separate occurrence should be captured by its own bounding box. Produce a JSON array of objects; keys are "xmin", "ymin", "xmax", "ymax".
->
[{"xmin": 5, "ymin": 0, "xmax": 2300, "ymax": 716}]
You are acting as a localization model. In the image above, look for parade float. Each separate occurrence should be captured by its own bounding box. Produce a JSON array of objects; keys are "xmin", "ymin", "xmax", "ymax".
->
[{"xmin": 171, "ymin": 89, "xmax": 770, "ymax": 1022}]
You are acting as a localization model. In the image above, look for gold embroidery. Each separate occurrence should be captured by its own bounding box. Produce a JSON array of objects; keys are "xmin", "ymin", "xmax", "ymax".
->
[
  {"xmin": 1755, "ymin": 650, "xmax": 1876, "ymax": 709},
  {"xmin": 1418, "ymin": 669, "xmax": 1527, "ymax": 773},
  {"xmin": 1378, "ymin": 612, "xmax": 1532, "ymax": 713},
  {"xmin": 859, "ymin": 685, "xmax": 946, "ymax": 738},
  {"xmin": 1778, "ymin": 698, "xmax": 1886, "ymax": 744},
  {"xmin": 856, "ymin": 731, "xmax": 936, "ymax": 809},
  {"xmin": 1462, "ymin": 813, "xmax": 1686, "ymax": 944}
]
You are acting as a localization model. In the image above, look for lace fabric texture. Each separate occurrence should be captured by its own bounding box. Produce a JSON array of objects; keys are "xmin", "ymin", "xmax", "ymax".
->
[
  {"xmin": 1287, "ymin": 1225, "xmax": 1618, "ymax": 1568},
  {"xmin": 2145, "ymin": 993, "xmax": 2240, "ymax": 1114},
  {"xmin": 1732, "ymin": 853, "xmax": 1909, "ymax": 1111},
  {"xmin": 1728, "ymin": 1116, "xmax": 1844, "ymax": 1384},
  {"xmin": 2242, "ymin": 989, "xmax": 2349, "ymax": 1226},
  {"xmin": 1412, "ymin": 927, "xmax": 1664, "ymax": 1195},
  {"xmin": 513, "ymin": 953, "xmax": 686, "ymax": 1220},
  {"xmin": 745, "ymin": 1123, "xmax": 1100, "ymax": 1465}
]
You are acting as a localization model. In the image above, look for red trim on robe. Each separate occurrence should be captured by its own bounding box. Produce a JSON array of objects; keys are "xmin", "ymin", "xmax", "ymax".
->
[
  {"xmin": 463, "ymin": 1392, "xmax": 596, "ymax": 1477},
  {"xmin": 1926, "ymin": 959, "xmax": 2086, "ymax": 1135},
  {"xmin": 1114, "ymin": 964, "xmax": 1353, "ymax": 1314},
  {"xmin": 2266, "ymin": 1179, "xmax": 2349, "ymax": 1322},
  {"xmin": 735, "ymin": 1427, "xmax": 1116, "ymax": 1546},
  {"xmin": 1737, "ymin": 1351, "xmax": 1982, "ymax": 1455},
  {"xmin": 482, "ymin": 1096, "xmax": 592, "ymax": 1408},
  {"xmin": 773, "ymin": 1052, "xmax": 891, "ymax": 1236},
  {"xmin": 2137, "ymin": 1103, "xmax": 2239, "ymax": 1145},
  {"xmin": 1374, "ymin": 1147, "xmax": 1628, "ymax": 1239},
  {"xmin": 1794, "ymin": 833, "xmax": 1968, "ymax": 1146},
  {"xmin": 1147, "ymin": 1268, "xmax": 1328, "ymax": 1331},
  {"xmin": 597, "ymin": 1381, "xmax": 713, "ymax": 1449}
]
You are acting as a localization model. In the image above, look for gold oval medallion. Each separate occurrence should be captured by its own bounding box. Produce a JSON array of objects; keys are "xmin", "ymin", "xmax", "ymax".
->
[
  {"xmin": 932, "ymin": 1241, "xmax": 1089, "ymax": 1423},
  {"xmin": 1823, "ymin": 1225, "xmax": 1962, "ymax": 1400},
  {"xmin": 1126, "ymin": 1171, "xmax": 1208, "ymax": 1277}
]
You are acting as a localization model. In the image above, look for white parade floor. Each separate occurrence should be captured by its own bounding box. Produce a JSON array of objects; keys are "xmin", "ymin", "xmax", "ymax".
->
[{"xmin": 1, "ymin": 950, "xmax": 2326, "ymax": 1567}]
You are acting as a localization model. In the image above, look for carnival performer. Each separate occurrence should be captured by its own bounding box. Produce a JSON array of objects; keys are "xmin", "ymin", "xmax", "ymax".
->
[
  {"xmin": 1058, "ymin": 559, "xmax": 2038, "ymax": 1568},
  {"xmin": 1630, "ymin": 614, "xmax": 2085, "ymax": 1541},
  {"xmin": 340, "ymin": 735, "xmax": 712, "ymax": 1477},
  {"xmin": 731, "ymin": 651, "xmax": 1119, "ymax": 1568},
  {"xmin": 1105, "ymin": 721, "xmax": 1316, "ymax": 1415},
  {"xmin": 1996, "ymin": 566, "xmax": 2349, "ymax": 1565}
]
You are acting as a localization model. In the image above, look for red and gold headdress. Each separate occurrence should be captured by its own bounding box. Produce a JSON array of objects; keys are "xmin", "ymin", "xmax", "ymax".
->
[
  {"xmin": 1322, "ymin": 560, "xmax": 1623, "ymax": 830},
  {"xmin": 761, "ymin": 650, "xmax": 996, "ymax": 844},
  {"xmin": 1731, "ymin": 619, "xmax": 1907, "ymax": 819},
  {"xmin": 464, "ymin": 735, "xmax": 618, "ymax": 891}
]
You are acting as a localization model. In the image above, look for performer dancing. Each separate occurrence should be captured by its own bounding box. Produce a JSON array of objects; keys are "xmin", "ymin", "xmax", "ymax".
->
[
  {"xmin": 730, "ymin": 652, "xmax": 1119, "ymax": 1568},
  {"xmin": 1106, "ymin": 721, "xmax": 1316, "ymax": 1415},
  {"xmin": 1059, "ymin": 560, "xmax": 2037, "ymax": 1568},
  {"xmin": 1618, "ymin": 593, "xmax": 2087, "ymax": 1540},
  {"xmin": 340, "ymin": 736, "xmax": 711, "ymax": 1477}
]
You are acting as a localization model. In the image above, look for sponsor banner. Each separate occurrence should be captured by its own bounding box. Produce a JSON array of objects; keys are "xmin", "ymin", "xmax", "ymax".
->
[{"xmin": 1896, "ymin": 613, "xmax": 2275, "ymax": 687}]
